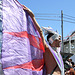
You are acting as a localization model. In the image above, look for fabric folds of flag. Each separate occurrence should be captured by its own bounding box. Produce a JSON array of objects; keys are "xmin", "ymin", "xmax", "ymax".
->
[{"xmin": 1, "ymin": 0, "xmax": 45, "ymax": 75}]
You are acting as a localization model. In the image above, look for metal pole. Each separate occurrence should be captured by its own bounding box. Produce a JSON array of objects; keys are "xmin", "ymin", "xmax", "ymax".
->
[
  {"xmin": 0, "ymin": 0, "xmax": 4, "ymax": 74},
  {"xmin": 61, "ymin": 10, "xmax": 64, "ymax": 53}
]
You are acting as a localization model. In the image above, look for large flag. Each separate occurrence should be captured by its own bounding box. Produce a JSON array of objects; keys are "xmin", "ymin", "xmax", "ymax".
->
[{"xmin": 1, "ymin": 0, "xmax": 45, "ymax": 75}]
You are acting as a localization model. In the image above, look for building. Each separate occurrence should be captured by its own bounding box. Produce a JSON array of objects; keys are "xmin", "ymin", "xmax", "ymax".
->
[
  {"xmin": 63, "ymin": 31, "xmax": 75, "ymax": 54},
  {"xmin": 61, "ymin": 31, "xmax": 75, "ymax": 62}
]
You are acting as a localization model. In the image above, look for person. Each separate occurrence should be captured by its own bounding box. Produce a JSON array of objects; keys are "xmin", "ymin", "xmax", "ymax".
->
[
  {"xmin": 69, "ymin": 61, "xmax": 75, "ymax": 75},
  {"xmin": 73, "ymin": 64, "xmax": 75, "ymax": 70},
  {"xmin": 67, "ymin": 59, "xmax": 72, "ymax": 66},
  {"xmin": 42, "ymin": 27, "xmax": 64, "ymax": 75},
  {"xmin": 65, "ymin": 59, "xmax": 75, "ymax": 75},
  {"xmin": 23, "ymin": 5, "xmax": 64, "ymax": 75}
]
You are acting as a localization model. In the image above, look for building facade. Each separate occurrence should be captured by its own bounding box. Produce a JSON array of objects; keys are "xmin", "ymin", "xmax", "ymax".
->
[{"xmin": 63, "ymin": 31, "xmax": 75, "ymax": 54}]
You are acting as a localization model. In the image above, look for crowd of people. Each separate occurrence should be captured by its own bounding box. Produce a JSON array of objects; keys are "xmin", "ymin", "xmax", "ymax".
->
[{"xmin": 65, "ymin": 59, "xmax": 75, "ymax": 75}]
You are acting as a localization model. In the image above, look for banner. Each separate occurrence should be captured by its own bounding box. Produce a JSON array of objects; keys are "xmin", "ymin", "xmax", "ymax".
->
[{"xmin": 2, "ymin": 0, "xmax": 45, "ymax": 75}]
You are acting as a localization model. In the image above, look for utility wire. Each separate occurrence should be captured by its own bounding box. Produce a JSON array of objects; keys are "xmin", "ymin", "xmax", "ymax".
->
[
  {"xmin": 35, "ymin": 13, "xmax": 75, "ymax": 19},
  {"xmin": 63, "ymin": 14, "xmax": 75, "ymax": 19},
  {"xmin": 36, "ymin": 18, "xmax": 75, "ymax": 24},
  {"xmin": 35, "ymin": 15, "xmax": 61, "ymax": 18},
  {"xmin": 35, "ymin": 15, "xmax": 75, "ymax": 21},
  {"xmin": 34, "ymin": 13, "xmax": 60, "ymax": 15},
  {"xmin": 35, "ymin": 13, "xmax": 75, "ymax": 24},
  {"xmin": 63, "ymin": 17, "xmax": 75, "ymax": 21},
  {"xmin": 63, "ymin": 20, "xmax": 75, "ymax": 24},
  {"xmin": 35, "ymin": 18, "xmax": 60, "ymax": 21}
]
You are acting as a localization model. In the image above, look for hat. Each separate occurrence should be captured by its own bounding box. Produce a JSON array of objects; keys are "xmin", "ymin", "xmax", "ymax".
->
[
  {"xmin": 42, "ymin": 26, "xmax": 61, "ymax": 44},
  {"xmin": 42, "ymin": 26, "xmax": 60, "ymax": 36}
]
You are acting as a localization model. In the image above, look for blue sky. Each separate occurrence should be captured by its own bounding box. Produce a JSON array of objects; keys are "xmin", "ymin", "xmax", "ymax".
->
[{"xmin": 18, "ymin": 0, "xmax": 75, "ymax": 38}]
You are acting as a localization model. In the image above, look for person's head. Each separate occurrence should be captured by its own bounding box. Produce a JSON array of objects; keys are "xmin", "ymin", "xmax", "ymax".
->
[
  {"xmin": 42, "ymin": 26, "xmax": 61, "ymax": 47},
  {"xmin": 68, "ymin": 59, "xmax": 72, "ymax": 62},
  {"xmin": 47, "ymin": 33, "xmax": 61, "ymax": 47}
]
